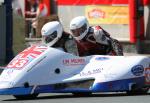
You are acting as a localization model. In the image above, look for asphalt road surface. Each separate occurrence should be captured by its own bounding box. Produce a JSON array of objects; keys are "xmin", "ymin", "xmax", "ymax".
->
[{"xmin": 0, "ymin": 92, "xmax": 150, "ymax": 103}]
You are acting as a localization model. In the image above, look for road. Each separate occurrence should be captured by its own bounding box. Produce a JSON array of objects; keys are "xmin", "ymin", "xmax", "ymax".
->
[
  {"xmin": 124, "ymin": 53, "xmax": 150, "ymax": 56},
  {"xmin": 0, "ymin": 93, "xmax": 150, "ymax": 103}
]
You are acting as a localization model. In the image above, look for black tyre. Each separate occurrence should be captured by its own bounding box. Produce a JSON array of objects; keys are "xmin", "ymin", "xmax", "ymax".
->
[
  {"xmin": 13, "ymin": 94, "xmax": 39, "ymax": 100},
  {"xmin": 72, "ymin": 92, "xmax": 92, "ymax": 96},
  {"xmin": 127, "ymin": 87, "xmax": 149, "ymax": 95}
]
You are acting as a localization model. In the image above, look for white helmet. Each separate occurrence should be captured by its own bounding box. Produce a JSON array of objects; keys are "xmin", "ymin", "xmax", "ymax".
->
[
  {"xmin": 70, "ymin": 16, "xmax": 89, "ymax": 40},
  {"xmin": 41, "ymin": 21, "xmax": 63, "ymax": 46}
]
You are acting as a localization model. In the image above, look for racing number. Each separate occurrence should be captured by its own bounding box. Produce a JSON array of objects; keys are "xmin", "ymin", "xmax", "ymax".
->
[{"xmin": 7, "ymin": 59, "xmax": 28, "ymax": 68}]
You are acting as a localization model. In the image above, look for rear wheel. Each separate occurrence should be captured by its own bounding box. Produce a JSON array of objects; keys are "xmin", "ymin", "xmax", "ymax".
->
[
  {"xmin": 127, "ymin": 87, "xmax": 149, "ymax": 95},
  {"xmin": 13, "ymin": 94, "xmax": 39, "ymax": 100}
]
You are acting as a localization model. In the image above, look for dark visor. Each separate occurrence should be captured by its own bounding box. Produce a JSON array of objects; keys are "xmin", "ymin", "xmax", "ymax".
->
[
  {"xmin": 71, "ymin": 24, "xmax": 87, "ymax": 37},
  {"xmin": 44, "ymin": 31, "xmax": 57, "ymax": 43}
]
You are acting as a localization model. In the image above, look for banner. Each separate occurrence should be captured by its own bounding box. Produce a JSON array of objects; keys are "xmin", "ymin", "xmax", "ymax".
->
[
  {"xmin": 57, "ymin": 0, "xmax": 149, "ymax": 5},
  {"xmin": 43, "ymin": 0, "xmax": 50, "ymax": 16},
  {"xmin": 57, "ymin": 0, "xmax": 128, "ymax": 5},
  {"xmin": 85, "ymin": 5, "xmax": 129, "ymax": 24},
  {"xmin": 144, "ymin": 0, "xmax": 150, "ymax": 5}
]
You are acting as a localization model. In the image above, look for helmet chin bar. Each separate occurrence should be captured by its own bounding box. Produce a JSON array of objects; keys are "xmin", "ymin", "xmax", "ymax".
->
[
  {"xmin": 74, "ymin": 30, "xmax": 88, "ymax": 41},
  {"xmin": 70, "ymin": 16, "xmax": 89, "ymax": 41},
  {"xmin": 46, "ymin": 37, "xmax": 59, "ymax": 47}
]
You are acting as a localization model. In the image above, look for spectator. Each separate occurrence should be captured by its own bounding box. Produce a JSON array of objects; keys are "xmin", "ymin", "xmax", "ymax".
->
[
  {"xmin": 25, "ymin": 0, "xmax": 38, "ymax": 38},
  {"xmin": 12, "ymin": 0, "xmax": 22, "ymax": 16},
  {"xmin": 32, "ymin": 0, "xmax": 49, "ymax": 32}
]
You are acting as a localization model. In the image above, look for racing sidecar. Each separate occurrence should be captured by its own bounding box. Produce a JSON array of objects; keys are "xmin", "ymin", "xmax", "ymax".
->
[{"xmin": 0, "ymin": 45, "xmax": 150, "ymax": 99}]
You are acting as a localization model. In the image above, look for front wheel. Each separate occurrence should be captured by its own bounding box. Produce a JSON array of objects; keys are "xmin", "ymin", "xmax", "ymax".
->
[{"xmin": 13, "ymin": 94, "xmax": 39, "ymax": 100}]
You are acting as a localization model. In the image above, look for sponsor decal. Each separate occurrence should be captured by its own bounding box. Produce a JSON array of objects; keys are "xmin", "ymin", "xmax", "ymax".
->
[
  {"xmin": 80, "ymin": 68, "xmax": 103, "ymax": 76},
  {"xmin": 131, "ymin": 65, "xmax": 144, "ymax": 76},
  {"xmin": 145, "ymin": 67, "xmax": 150, "ymax": 84},
  {"xmin": 7, "ymin": 45, "xmax": 47, "ymax": 69},
  {"xmin": 86, "ymin": 5, "xmax": 129, "ymax": 24},
  {"xmin": 95, "ymin": 57, "xmax": 109, "ymax": 61},
  {"xmin": 88, "ymin": 8, "xmax": 105, "ymax": 18},
  {"xmin": 17, "ymin": 45, "xmax": 47, "ymax": 59},
  {"xmin": 63, "ymin": 58, "xmax": 85, "ymax": 66}
]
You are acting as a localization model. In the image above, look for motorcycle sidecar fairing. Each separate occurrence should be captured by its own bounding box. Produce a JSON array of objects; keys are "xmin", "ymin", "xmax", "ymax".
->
[{"xmin": 0, "ymin": 45, "xmax": 150, "ymax": 98}]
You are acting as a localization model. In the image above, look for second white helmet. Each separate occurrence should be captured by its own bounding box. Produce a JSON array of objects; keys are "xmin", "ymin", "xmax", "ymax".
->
[
  {"xmin": 70, "ymin": 16, "xmax": 89, "ymax": 40},
  {"xmin": 41, "ymin": 21, "xmax": 63, "ymax": 46}
]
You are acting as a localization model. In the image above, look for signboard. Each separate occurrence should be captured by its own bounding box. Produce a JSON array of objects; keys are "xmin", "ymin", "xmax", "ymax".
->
[
  {"xmin": 57, "ymin": 0, "xmax": 149, "ymax": 5},
  {"xmin": 57, "ymin": 0, "xmax": 129, "ymax": 5},
  {"xmin": 85, "ymin": 5, "xmax": 129, "ymax": 24}
]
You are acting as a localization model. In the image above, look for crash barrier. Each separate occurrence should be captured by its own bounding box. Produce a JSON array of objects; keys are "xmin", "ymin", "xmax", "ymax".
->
[{"xmin": 35, "ymin": 15, "xmax": 59, "ymax": 38}]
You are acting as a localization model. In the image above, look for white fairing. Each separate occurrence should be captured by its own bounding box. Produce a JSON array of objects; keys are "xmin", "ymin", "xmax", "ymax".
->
[{"xmin": 0, "ymin": 45, "xmax": 150, "ymax": 95}]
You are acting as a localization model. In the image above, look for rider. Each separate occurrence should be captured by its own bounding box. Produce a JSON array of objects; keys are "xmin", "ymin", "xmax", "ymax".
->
[
  {"xmin": 69, "ymin": 16, "xmax": 123, "ymax": 56},
  {"xmin": 41, "ymin": 21, "xmax": 69, "ymax": 52}
]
